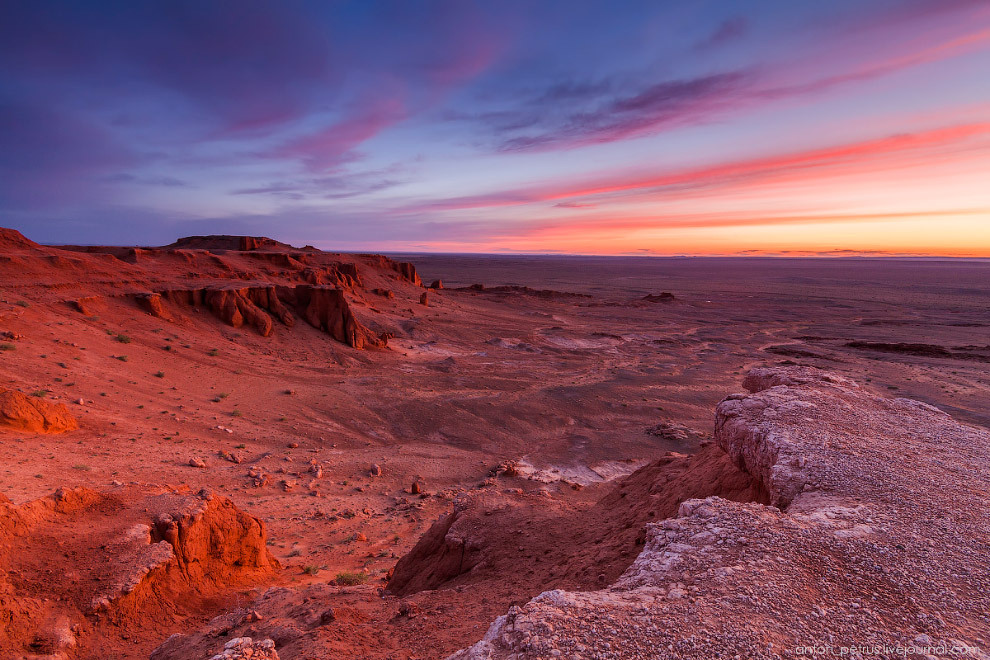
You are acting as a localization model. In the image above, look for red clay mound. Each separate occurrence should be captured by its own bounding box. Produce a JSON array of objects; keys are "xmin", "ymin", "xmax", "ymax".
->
[
  {"xmin": 0, "ymin": 227, "xmax": 40, "ymax": 250},
  {"xmin": 0, "ymin": 227, "xmax": 38, "ymax": 249},
  {"xmin": 0, "ymin": 388, "xmax": 79, "ymax": 433},
  {"xmin": 0, "ymin": 486, "xmax": 279, "ymax": 659}
]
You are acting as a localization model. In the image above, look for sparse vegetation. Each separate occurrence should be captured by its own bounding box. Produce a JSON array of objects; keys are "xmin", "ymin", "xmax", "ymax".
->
[
  {"xmin": 115, "ymin": 333, "xmax": 132, "ymax": 344},
  {"xmin": 30, "ymin": 390, "xmax": 48, "ymax": 398},
  {"xmin": 333, "ymin": 571, "xmax": 368, "ymax": 585},
  {"xmin": 154, "ymin": 370, "xmax": 165, "ymax": 378},
  {"xmin": 231, "ymin": 409, "xmax": 243, "ymax": 417},
  {"xmin": 115, "ymin": 355, "xmax": 128, "ymax": 361},
  {"xmin": 302, "ymin": 564, "xmax": 322, "ymax": 576},
  {"xmin": 15, "ymin": 300, "xmax": 30, "ymax": 307},
  {"xmin": 0, "ymin": 343, "xmax": 14, "ymax": 351},
  {"xmin": 72, "ymin": 464, "xmax": 91, "ymax": 471},
  {"xmin": 208, "ymin": 348, "xmax": 220, "ymax": 356}
]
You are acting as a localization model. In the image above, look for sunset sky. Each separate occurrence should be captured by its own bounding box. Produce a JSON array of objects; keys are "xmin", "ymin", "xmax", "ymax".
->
[{"xmin": 2, "ymin": 1, "xmax": 989, "ymax": 255}]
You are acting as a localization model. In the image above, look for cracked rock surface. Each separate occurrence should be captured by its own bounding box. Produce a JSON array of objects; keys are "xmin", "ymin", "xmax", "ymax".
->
[{"xmin": 449, "ymin": 366, "xmax": 990, "ymax": 660}]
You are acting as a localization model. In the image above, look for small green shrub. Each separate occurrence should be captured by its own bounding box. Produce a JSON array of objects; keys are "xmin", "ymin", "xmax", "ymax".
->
[
  {"xmin": 0, "ymin": 343, "xmax": 14, "ymax": 351},
  {"xmin": 115, "ymin": 333, "xmax": 131, "ymax": 344},
  {"xmin": 333, "ymin": 571, "xmax": 368, "ymax": 585}
]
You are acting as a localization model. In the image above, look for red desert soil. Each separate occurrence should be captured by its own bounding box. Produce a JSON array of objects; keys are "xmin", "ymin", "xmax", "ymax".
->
[{"xmin": 0, "ymin": 228, "xmax": 988, "ymax": 659}]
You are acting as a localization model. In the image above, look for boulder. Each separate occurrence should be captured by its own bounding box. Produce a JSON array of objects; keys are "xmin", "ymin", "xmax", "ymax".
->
[{"xmin": 0, "ymin": 389, "xmax": 78, "ymax": 433}]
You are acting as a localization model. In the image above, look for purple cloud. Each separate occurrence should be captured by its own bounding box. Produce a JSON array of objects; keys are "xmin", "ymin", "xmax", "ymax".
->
[{"xmin": 494, "ymin": 72, "xmax": 748, "ymax": 152}]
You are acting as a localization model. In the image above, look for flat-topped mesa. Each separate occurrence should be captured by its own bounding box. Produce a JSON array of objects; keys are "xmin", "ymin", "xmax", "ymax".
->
[
  {"xmin": 448, "ymin": 366, "xmax": 990, "ymax": 659},
  {"xmin": 163, "ymin": 235, "xmax": 299, "ymax": 252}
]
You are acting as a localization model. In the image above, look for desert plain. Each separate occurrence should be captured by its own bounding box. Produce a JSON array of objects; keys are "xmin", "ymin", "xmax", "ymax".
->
[{"xmin": 0, "ymin": 227, "xmax": 988, "ymax": 659}]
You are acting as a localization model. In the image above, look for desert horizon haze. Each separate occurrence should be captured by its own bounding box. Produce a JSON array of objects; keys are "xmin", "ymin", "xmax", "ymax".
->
[
  {"xmin": 2, "ymin": 1, "xmax": 989, "ymax": 255},
  {"xmin": 2, "ymin": 2, "xmax": 990, "ymax": 660}
]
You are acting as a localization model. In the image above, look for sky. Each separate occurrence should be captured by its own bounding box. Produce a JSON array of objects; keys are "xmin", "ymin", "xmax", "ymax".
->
[{"xmin": 1, "ymin": 0, "xmax": 989, "ymax": 256}]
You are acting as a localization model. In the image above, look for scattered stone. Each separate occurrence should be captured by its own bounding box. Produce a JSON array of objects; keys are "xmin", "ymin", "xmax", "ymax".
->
[
  {"xmin": 370, "ymin": 463, "xmax": 382, "ymax": 477},
  {"xmin": 219, "ymin": 450, "xmax": 241, "ymax": 464},
  {"xmin": 188, "ymin": 457, "xmax": 207, "ymax": 468},
  {"xmin": 210, "ymin": 637, "xmax": 279, "ymax": 660}
]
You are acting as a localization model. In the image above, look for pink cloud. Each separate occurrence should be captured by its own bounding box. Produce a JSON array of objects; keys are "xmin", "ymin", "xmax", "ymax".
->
[{"xmin": 402, "ymin": 120, "xmax": 990, "ymax": 213}]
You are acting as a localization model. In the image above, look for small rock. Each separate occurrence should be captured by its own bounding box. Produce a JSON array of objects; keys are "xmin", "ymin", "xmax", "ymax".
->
[{"xmin": 189, "ymin": 457, "xmax": 207, "ymax": 468}]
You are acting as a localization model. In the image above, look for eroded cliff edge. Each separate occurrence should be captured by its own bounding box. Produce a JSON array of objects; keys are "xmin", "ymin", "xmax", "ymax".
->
[{"xmin": 449, "ymin": 366, "xmax": 990, "ymax": 659}]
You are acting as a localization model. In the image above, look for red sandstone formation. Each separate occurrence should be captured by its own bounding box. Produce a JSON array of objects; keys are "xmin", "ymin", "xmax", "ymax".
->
[
  {"xmin": 392, "ymin": 260, "xmax": 423, "ymax": 286},
  {"xmin": 0, "ymin": 388, "xmax": 78, "ymax": 433},
  {"xmin": 2, "ymin": 229, "xmax": 403, "ymax": 349},
  {"xmin": 0, "ymin": 486, "xmax": 278, "ymax": 658},
  {"xmin": 287, "ymin": 285, "xmax": 387, "ymax": 349}
]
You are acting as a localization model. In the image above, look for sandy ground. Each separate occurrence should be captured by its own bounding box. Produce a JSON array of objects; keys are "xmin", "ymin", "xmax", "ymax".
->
[{"xmin": 1, "ymin": 233, "xmax": 988, "ymax": 658}]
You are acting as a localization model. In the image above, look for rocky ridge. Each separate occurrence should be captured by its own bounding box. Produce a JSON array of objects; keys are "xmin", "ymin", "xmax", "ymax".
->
[
  {"xmin": 0, "ymin": 228, "xmax": 424, "ymax": 350},
  {"xmin": 449, "ymin": 366, "xmax": 990, "ymax": 659}
]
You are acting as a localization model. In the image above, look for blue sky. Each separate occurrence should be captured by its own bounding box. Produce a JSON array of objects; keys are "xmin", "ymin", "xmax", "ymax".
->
[{"xmin": 1, "ymin": 1, "xmax": 989, "ymax": 254}]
